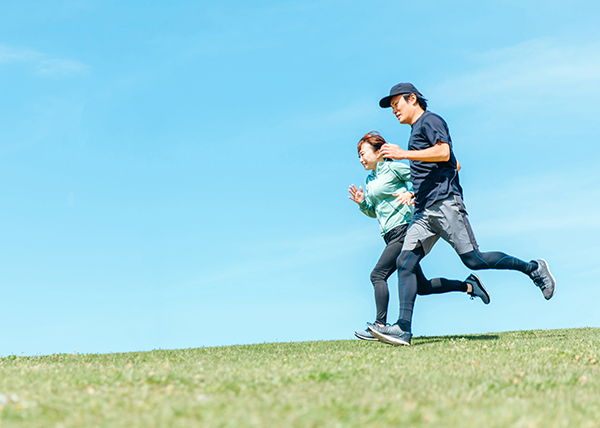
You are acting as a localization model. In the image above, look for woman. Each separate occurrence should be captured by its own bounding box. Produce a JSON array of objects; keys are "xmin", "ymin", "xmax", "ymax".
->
[{"xmin": 348, "ymin": 131, "xmax": 489, "ymax": 341}]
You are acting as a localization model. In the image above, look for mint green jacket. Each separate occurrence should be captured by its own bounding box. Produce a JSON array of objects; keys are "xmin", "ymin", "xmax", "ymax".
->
[{"xmin": 359, "ymin": 161, "xmax": 413, "ymax": 236}]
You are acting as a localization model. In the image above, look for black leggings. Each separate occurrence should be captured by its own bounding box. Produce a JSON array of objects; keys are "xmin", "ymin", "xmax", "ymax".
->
[{"xmin": 370, "ymin": 226, "xmax": 467, "ymax": 325}]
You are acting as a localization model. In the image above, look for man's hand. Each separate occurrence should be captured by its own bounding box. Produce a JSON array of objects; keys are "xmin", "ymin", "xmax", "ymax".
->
[
  {"xmin": 348, "ymin": 184, "xmax": 365, "ymax": 204},
  {"xmin": 381, "ymin": 141, "xmax": 450, "ymax": 162},
  {"xmin": 393, "ymin": 191, "xmax": 414, "ymax": 206},
  {"xmin": 379, "ymin": 143, "xmax": 408, "ymax": 160}
]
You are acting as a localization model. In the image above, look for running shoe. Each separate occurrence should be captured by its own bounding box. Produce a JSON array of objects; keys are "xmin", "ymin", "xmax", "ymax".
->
[
  {"xmin": 355, "ymin": 322, "xmax": 389, "ymax": 341},
  {"xmin": 354, "ymin": 329, "xmax": 379, "ymax": 341},
  {"xmin": 465, "ymin": 273, "xmax": 490, "ymax": 304},
  {"xmin": 530, "ymin": 259, "xmax": 556, "ymax": 300},
  {"xmin": 367, "ymin": 323, "xmax": 412, "ymax": 346}
]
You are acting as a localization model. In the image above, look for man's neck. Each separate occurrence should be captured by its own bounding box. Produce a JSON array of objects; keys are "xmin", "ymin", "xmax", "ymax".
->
[{"xmin": 409, "ymin": 108, "xmax": 425, "ymax": 126}]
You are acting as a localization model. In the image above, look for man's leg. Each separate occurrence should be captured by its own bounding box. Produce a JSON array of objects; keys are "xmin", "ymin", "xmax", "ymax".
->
[
  {"xmin": 368, "ymin": 212, "xmax": 441, "ymax": 346},
  {"xmin": 395, "ymin": 246, "xmax": 426, "ymax": 333},
  {"xmin": 415, "ymin": 264, "xmax": 467, "ymax": 295},
  {"xmin": 368, "ymin": 208, "xmax": 490, "ymax": 347},
  {"xmin": 368, "ymin": 246, "xmax": 424, "ymax": 346},
  {"xmin": 355, "ymin": 226, "xmax": 408, "ymax": 342},
  {"xmin": 439, "ymin": 195, "xmax": 556, "ymax": 299},
  {"xmin": 394, "ymin": 248, "xmax": 489, "ymax": 332},
  {"xmin": 459, "ymin": 249, "xmax": 535, "ymax": 274},
  {"xmin": 416, "ymin": 266, "xmax": 490, "ymax": 304}
]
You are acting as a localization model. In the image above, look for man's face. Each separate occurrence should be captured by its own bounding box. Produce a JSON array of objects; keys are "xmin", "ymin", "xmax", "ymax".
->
[{"xmin": 390, "ymin": 94, "xmax": 413, "ymax": 124}]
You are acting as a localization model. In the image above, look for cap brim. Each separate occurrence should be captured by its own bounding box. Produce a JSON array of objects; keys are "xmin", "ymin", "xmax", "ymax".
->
[{"xmin": 379, "ymin": 95, "xmax": 394, "ymax": 108}]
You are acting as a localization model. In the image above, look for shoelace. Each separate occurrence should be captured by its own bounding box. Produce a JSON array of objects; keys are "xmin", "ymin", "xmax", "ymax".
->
[
  {"xmin": 532, "ymin": 275, "xmax": 546, "ymax": 289},
  {"xmin": 367, "ymin": 322, "xmax": 391, "ymax": 327}
]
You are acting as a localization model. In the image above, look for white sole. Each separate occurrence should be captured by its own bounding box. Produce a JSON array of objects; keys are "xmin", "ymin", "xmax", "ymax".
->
[
  {"xmin": 368, "ymin": 328, "xmax": 410, "ymax": 346},
  {"xmin": 354, "ymin": 332, "xmax": 378, "ymax": 341}
]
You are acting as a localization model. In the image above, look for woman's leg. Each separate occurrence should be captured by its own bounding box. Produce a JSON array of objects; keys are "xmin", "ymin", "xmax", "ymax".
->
[{"xmin": 370, "ymin": 233, "xmax": 405, "ymax": 324}]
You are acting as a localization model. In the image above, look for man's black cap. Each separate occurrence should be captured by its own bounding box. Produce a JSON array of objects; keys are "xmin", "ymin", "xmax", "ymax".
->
[{"xmin": 379, "ymin": 83, "xmax": 424, "ymax": 108}]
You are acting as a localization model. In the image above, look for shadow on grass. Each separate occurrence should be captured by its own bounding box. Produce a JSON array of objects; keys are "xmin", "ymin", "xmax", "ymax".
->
[{"xmin": 415, "ymin": 334, "xmax": 499, "ymax": 344}]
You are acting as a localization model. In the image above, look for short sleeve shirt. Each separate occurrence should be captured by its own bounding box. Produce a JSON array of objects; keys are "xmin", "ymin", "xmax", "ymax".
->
[{"xmin": 408, "ymin": 111, "xmax": 463, "ymax": 213}]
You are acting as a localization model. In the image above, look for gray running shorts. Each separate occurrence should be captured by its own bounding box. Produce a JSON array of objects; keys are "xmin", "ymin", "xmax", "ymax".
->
[{"xmin": 402, "ymin": 195, "xmax": 479, "ymax": 256}]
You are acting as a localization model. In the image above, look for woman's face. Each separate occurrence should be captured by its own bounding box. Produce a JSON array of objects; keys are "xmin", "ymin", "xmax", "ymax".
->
[{"xmin": 358, "ymin": 143, "xmax": 381, "ymax": 171}]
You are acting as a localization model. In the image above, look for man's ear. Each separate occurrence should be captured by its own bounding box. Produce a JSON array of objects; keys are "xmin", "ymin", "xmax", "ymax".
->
[{"xmin": 409, "ymin": 93, "xmax": 418, "ymax": 106}]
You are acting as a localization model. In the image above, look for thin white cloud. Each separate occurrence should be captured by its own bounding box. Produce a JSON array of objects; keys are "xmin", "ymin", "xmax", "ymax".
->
[
  {"xmin": 0, "ymin": 45, "xmax": 39, "ymax": 63},
  {"xmin": 469, "ymin": 168, "xmax": 600, "ymax": 237},
  {"xmin": 0, "ymin": 44, "xmax": 90, "ymax": 76},
  {"xmin": 35, "ymin": 58, "xmax": 90, "ymax": 75},
  {"xmin": 433, "ymin": 38, "xmax": 600, "ymax": 108}
]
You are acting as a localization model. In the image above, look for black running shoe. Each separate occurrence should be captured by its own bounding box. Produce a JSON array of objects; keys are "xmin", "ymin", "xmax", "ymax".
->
[
  {"xmin": 367, "ymin": 323, "xmax": 412, "ymax": 346},
  {"xmin": 354, "ymin": 329, "xmax": 378, "ymax": 341},
  {"xmin": 530, "ymin": 259, "xmax": 556, "ymax": 300},
  {"xmin": 466, "ymin": 273, "xmax": 490, "ymax": 305}
]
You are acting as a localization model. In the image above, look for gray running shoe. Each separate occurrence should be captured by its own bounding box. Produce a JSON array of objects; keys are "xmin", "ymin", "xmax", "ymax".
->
[
  {"xmin": 465, "ymin": 273, "xmax": 490, "ymax": 305},
  {"xmin": 354, "ymin": 329, "xmax": 378, "ymax": 341},
  {"xmin": 530, "ymin": 259, "xmax": 556, "ymax": 300},
  {"xmin": 367, "ymin": 323, "xmax": 412, "ymax": 346}
]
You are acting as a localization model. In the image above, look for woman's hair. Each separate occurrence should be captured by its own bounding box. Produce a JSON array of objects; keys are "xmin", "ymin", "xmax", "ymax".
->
[{"xmin": 357, "ymin": 131, "xmax": 387, "ymax": 153}]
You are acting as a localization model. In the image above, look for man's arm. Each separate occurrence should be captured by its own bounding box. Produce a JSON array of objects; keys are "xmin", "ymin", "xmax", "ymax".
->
[{"xmin": 380, "ymin": 141, "xmax": 450, "ymax": 162}]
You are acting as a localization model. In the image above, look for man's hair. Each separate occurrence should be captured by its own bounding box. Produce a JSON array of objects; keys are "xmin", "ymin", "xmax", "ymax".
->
[
  {"xmin": 403, "ymin": 93, "xmax": 428, "ymax": 111},
  {"xmin": 357, "ymin": 131, "xmax": 387, "ymax": 153}
]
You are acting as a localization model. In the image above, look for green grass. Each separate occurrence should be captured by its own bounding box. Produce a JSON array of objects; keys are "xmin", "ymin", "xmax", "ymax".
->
[{"xmin": 1, "ymin": 328, "xmax": 599, "ymax": 427}]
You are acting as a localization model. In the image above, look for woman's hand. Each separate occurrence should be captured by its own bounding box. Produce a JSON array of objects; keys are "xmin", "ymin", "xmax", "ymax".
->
[
  {"xmin": 393, "ymin": 191, "xmax": 414, "ymax": 206},
  {"xmin": 348, "ymin": 184, "xmax": 365, "ymax": 204}
]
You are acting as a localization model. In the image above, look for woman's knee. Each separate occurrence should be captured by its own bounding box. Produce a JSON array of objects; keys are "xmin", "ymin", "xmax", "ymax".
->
[{"xmin": 370, "ymin": 269, "xmax": 386, "ymax": 285}]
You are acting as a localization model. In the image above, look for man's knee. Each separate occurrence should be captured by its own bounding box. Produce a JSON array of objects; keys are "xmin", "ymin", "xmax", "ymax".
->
[
  {"xmin": 396, "ymin": 252, "xmax": 411, "ymax": 272},
  {"xmin": 396, "ymin": 249, "xmax": 422, "ymax": 273},
  {"xmin": 460, "ymin": 251, "xmax": 487, "ymax": 270}
]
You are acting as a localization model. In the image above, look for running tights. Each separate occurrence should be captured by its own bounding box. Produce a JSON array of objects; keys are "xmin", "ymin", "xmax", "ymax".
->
[
  {"xmin": 460, "ymin": 249, "xmax": 536, "ymax": 274},
  {"xmin": 371, "ymin": 242, "xmax": 466, "ymax": 325},
  {"xmin": 395, "ymin": 247, "xmax": 538, "ymax": 332}
]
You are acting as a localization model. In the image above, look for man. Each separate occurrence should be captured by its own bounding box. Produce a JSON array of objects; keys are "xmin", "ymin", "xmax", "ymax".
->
[{"xmin": 367, "ymin": 83, "xmax": 556, "ymax": 347}]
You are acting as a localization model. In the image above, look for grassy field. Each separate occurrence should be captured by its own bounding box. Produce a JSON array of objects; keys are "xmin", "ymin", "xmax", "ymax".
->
[{"xmin": 1, "ymin": 328, "xmax": 599, "ymax": 427}]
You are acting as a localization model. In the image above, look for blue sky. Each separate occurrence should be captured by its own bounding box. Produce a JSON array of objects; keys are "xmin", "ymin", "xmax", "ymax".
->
[{"xmin": 1, "ymin": 0, "xmax": 599, "ymax": 356}]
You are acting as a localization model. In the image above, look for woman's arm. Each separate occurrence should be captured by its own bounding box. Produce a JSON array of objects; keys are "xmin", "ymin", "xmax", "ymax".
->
[{"xmin": 348, "ymin": 184, "xmax": 376, "ymax": 218}]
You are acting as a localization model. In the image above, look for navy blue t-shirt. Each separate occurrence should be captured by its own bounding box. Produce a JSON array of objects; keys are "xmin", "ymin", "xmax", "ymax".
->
[{"xmin": 408, "ymin": 111, "xmax": 463, "ymax": 213}]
